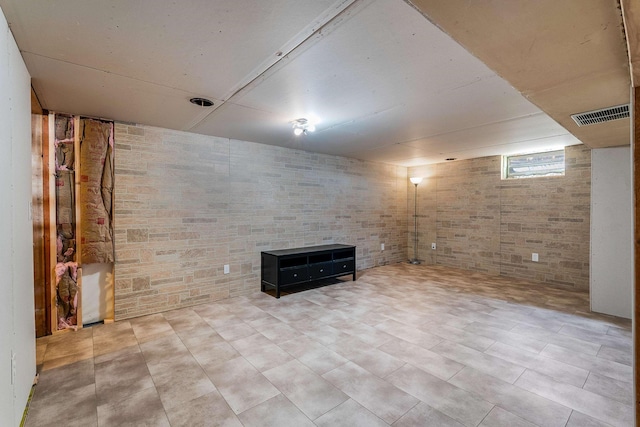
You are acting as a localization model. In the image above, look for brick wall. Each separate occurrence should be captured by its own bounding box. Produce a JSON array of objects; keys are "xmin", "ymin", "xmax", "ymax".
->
[
  {"xmin": 113, "ymin": 124, "xmax": 408, "ymax": 319},
  {"xmin": 409, "ymin": 144, "xmax": 591, "ymax": 290}
]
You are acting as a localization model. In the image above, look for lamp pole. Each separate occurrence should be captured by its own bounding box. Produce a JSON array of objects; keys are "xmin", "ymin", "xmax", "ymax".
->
[{"xmin": 409, "ymin": 177, "xmax": 422, "ymax": 264}]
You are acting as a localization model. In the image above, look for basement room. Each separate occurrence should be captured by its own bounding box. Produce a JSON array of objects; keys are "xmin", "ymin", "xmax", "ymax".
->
[{"xmin": 1, "ymin": 0, "xmax": 638, "ymax": 426}]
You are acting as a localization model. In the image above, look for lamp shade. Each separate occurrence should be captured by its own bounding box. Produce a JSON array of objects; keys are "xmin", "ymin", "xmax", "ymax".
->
[{"xmin": 410, "ymin": 177, "xmax": 423, "ymax": 185}]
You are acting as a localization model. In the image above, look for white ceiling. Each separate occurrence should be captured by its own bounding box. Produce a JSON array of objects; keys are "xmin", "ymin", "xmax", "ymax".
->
[{"xmin": 1, "ymin": 0, "xmax": 583, "ymax": 166}]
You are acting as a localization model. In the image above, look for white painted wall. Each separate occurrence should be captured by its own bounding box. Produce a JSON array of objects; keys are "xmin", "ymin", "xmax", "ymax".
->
[
  {"xmin": 0, "ymin": 7, "xmax": 35, "ymax": 425},
  {"xmin": 590, "ymin": 146, "xmax": 632, "ymax": 319}
]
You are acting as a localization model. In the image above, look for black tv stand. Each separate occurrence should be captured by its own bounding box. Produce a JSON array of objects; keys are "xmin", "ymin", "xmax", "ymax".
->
[{"xmin": 261, "ymin": 244, "xmax": 356, "ymax": 298}]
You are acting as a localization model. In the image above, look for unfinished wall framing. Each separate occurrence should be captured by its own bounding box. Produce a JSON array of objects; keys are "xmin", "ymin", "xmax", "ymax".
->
[{"xmin": 47, "ymin": 113, "xmax": 116, "ymax": 333}]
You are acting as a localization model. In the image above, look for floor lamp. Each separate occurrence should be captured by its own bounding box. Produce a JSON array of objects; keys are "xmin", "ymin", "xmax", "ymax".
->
[{"xmin": 408, "ymin": 177, "xmax": 423, "ymax": 264}]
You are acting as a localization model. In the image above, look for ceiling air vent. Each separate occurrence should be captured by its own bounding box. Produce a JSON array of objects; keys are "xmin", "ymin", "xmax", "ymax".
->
[{"xmin": 570, "ymin": 104, "xmax": 629, "ymax": 127}]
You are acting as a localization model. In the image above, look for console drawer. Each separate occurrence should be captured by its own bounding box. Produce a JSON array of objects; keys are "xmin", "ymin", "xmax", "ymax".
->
[
  {"xmin": 333, "ymin": 259, "xmax": 354, "ymax": 274},
  {"xmin": 309, "ymin": 262, "xmax": 333, "ymax": 279},
  {"xmin": 279, "ymin": 266, "xmax": 308, "ymax": 285}
]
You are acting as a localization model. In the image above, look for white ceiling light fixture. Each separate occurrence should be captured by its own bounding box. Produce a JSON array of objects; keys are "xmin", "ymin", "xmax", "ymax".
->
[{"xmin": 291, "ymin": 118, "xmax": 316, "ymax": 136}]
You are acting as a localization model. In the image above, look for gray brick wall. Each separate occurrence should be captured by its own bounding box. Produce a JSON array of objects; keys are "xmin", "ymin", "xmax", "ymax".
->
[
  {"xmin": 409, "ymin": 145, "xmax": 591, "ymax": 290},
  {"xmin": 113, "ymin": 124, "xmax": 408, "ymax": 319}
]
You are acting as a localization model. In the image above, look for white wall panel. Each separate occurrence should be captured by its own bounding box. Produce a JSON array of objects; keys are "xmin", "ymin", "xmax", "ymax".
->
[
  {"xmin": 0, "ymin": 5, "xmax": 35, "ymax": 425},
  {"xmin": 590, "ymin": 146, "xmax": 632, "ymax": 318}
]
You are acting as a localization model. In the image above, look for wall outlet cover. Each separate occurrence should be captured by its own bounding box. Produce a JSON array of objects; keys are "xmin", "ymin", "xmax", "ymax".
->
[
  {"xmin": 381, "ymin": 243, "xmax": 385, "ymax": 251},
  {"xmin": 224, "ymin": 264, "xmax": 230, "ymax": 274},
  {"xmin": 532, "ymin": 253, "xmax": 539, "ymax": 262}
]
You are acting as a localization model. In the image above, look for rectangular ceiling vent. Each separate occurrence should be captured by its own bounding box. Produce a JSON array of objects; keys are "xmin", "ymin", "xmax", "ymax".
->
[{"xmin": 570, "ymin": 104, "xmax": 629, "ymax": 127}]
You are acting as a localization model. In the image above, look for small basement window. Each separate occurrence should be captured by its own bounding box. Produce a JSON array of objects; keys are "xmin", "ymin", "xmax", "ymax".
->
[{"xmin": 502, "ymin": 149, "xmax": 565, "ymax": 179}]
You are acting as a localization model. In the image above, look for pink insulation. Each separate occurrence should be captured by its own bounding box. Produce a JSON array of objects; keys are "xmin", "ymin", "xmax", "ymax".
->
[
  {"xmin": 55, "ymin": 261, "xmax": 78, "ymax": 330},
  {"xmin": 54, "ymin": 114, "xmax": 78, "ymax": 330},
  {"xmin": 79, "ymin": 119, "xmax": 114, "ymax": 263}
]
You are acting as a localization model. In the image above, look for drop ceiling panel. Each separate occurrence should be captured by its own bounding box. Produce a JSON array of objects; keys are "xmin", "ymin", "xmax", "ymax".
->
[
  {"xmin": 1, "ymin": 0, "xmax": 345, "ymax": 99},
  {"xmin": 403, "ymin": 113, "xmax": 576, "ymax": 151},
  {"xmin": 409, "ymin": 0, "xmax": 631, "ymax": 150},
  {"xmin": 356, "ymin": 132, "xmax": 580, "ymax": 166},
  {"xmin": 25, "ymin": 53, "xmax": 221, "ymax": 130},
  {"xmin": 3, "ymin": 0, "xmax": 628, "ymax": 165},
  {"xmin": 189, "ymin": 102, "xmax": 300, "ymax": 149},
  {"xmin": 195, "ymin": 0, "xmax": 548, "ymax": 160},
  {"xmin": 224, "ymin": 0, "xmax": 526, "ymax": 119},
  {"xmin": 409, "ymin": 0, "xmax": 629, "ymax": 93}
]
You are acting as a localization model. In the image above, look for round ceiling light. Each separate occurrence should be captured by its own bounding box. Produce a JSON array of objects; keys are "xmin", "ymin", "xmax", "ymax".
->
[
  {"xmin": 291, "ymin": 118, "xmax": 316, "ymax": 136},
  {"xmin": 189, "ymin": 97, "xmax": 214, "ymax": 107}
]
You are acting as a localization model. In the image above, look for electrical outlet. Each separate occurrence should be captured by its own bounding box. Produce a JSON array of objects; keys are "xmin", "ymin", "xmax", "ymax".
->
[
  {"xmin": 532, "ymin": 253, "xmax": 539, "ymax": 262},
  {"xmin": 431, "ymin": 243, "xmax": 436, "ymax": 250},
  {"xmin": 223, "ymin": 264, "xmax": 230, "ymax": 274},
  {"xmin": 381, "ymin": 243, "xmax": 385, "ymax": 251}
]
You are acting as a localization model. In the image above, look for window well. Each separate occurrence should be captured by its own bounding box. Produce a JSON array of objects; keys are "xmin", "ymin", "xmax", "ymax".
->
[{"xmin": 503, "ymin": 149, "xmax": 565, "ymax": 179}]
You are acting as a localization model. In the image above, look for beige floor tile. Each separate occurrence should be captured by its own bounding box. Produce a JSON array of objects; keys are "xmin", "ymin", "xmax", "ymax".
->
[
  {"xmin": 510, "ymin": 323, "xmax": 601, "ymax": 355},
  {"xmin": 323, "ymin": 361, "xmax": 419, "ymax": 424},
  {"xmin": 430, "ymin": 340, "xmax": 525, "ymax": 383},
  {"xmin": 130, "ymin": 313, "xmax": 175, "ymax": 343},
  {"xmin": 540, "ymin": 343, "xmax": 632, "ymax": 383},
  {"xmin": 463, "ymin": 322, "xmax": 547, "ymax": 354},
  {"xmin": 234, "ymin": 339, "xmax": 294, "ymax": 372},
  {"xmin": 566, "ymin": 410, "xmax": 618, "ymax": 427},
  {"xmin": 26, "ymin": 382, "xmax": 97, "ymax": 427},
  {"xmin": 374, "ymin": 319, "xmax": 443, "ymax": 349},
  {"xmin": 206, "ymin": 356, "xmax": 280, "ymax": 414},
  {"xmin": 314, "ymin": 398, "xmax": 389, "ymax": 427},
  {"xmin": 558, "ymin": 324, "xmax": 631, "ymax": 352},
  {"xmin": 250, "ymin": 317, "xmax": 304, "ymax": 344},
  {"xmin": 378, "ymin": 338, "xmax": 464, "ymax": 381},
  {"xmin": 348, "ymin": 345, "xmax": 406, "ymax": 378},
  {"xmin": 237, "ymin": 394, "xmax": 315, "ymax": 427},
  {"xmin": 484, "ymin": 341, "xmax": 589, "ymax": 387},
  {"xmin": 385, "ymin": 364, "xmax": 493, "ymax": 427},
  {"xmin": 418, "ymin": 322, "xmax": 495, "ymax": 351},
  {"xmin": 515, "ymin": 369, "xmax": 633, "ymax": 427},
  {"xmin": 597, "ymin": 345, "xmax": 632, "ymax": 366},
  {"xmin": 392, "ymin": 402, "xmax": 464, "ymax": 427},
  {"xmin": 583, "ymin": 372, "xmax": 633, "ymax": 406},
  {"xmin": 97, "ymin": 386, "xmax": 170, "ymax": 427},
  {"xmin": 27, "ymin": 263, "xmax": 632, "ymax": 427},
  {"xmin": 94, "ymin": 351, "xmax": 154, "ymax": 406},
  {"xmin": 478, "ymin": 406, "xmax": 538, "ymax": 427},
  {"xmin": 164, "ymin": 390, "xmax": 242, "ymax": 427},
  {"xmin": 278, "ymin": 335, "xmax": 349, "ymax": 375},
  {"xmin": 449, "ymin": 366, "xmax": 571, "ymax": 427},
  {"xmin": 263, "ymin": 359, "xmax": 348, "ymax": 420}
]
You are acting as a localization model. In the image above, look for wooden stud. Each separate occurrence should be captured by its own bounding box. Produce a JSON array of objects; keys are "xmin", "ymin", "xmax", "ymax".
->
[
  {"xmin": 74, "ymin": 116, "xmax": 83, "ymax": 330},
  {"xmin": 47, "ymin": 113, "xmax": 57, "ymax": 334},
  {"xmin": 633, "ymin": 87, "xmax": 640, "ymax": 426},
  {"xmin": 31, "ymin": 114, "xmax": 47, "ymax": 337},
  {"xmin": 41, "ymin": 114, "xmax": 52, "ymax": 336}
]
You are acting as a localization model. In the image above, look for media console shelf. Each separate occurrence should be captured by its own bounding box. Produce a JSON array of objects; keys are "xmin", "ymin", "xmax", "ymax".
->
[{"xmin": 261, "ymin": 244, "xmax": 356, "ymax": 298}]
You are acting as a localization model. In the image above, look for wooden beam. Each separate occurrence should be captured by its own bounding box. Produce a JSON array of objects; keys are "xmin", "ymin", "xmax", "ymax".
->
[
  {"xmin": 41, "ymin": 114, "xmax": 52, "ymax": 335},
  {"xmin": 634, "ymin": 86, "xmax": 640, "ymax": 426},
  {"xmin": 74, "ymin": 116, "xmax": 83, "ymax": 329},
  {"xmin": 30, "ymin": 86, "xmax": 43, "ymax": 115},
  {"xmin": 32, "ymin": 114, "xmax": 46, "ymax": 337},
  {"xmin": 621, "ymin": 0, "xmax": 640, "ymax": 87},
  {"xmin": 46, "ymin": 113, "xmax": 57, "ymax": 334}
]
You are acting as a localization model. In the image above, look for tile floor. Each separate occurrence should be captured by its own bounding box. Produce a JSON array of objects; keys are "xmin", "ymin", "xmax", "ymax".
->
[{"xmin": 26, "ymin": 263, "xmax": 633, "ymax": 426}]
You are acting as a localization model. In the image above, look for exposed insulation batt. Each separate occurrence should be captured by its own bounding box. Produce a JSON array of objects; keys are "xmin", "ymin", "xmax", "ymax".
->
[{"xmin": 79, "ymin": 119, "xmax": 114, "ymax": 263}]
